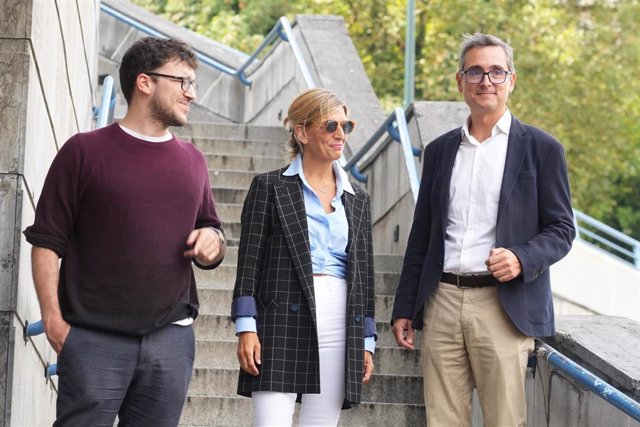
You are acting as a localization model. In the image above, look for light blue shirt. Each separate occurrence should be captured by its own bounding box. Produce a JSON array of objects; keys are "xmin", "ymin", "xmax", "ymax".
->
[
  {"xmin": 236, "ymin": 155, "xmax": 375, "ymax": 353},
  {"xmin": 283, "ymin": 154, "xmax": 352, "ymax": 278}
]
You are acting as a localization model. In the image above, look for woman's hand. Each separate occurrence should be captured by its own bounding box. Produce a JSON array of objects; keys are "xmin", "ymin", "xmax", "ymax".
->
[
  {"xmin": 363, "ymin": 351, "xmax": 374, "ymax": 384},
  {"xmin": 237, "ymin": 332, "xmax": 262, "ymax": 376}
]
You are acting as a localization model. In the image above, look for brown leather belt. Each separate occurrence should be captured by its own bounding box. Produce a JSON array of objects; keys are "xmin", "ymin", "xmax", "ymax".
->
[{"xmin": 441, "ymin": 272, "xmax": 497, "ymax": 288}]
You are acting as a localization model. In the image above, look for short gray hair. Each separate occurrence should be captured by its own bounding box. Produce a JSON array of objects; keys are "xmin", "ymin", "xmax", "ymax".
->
[{"xmin": 458, "ymin": 33, "xmax": 515, "ymax": 73}]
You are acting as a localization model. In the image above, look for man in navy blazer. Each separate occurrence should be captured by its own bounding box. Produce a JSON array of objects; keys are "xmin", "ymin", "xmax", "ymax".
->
[{"xmin": 391, "ymin": 33, "xmax": 575, "ymax": 426}]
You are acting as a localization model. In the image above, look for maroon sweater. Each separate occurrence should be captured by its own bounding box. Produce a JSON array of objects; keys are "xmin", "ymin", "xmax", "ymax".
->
[{"xmin": 24, "ymin": 123, "xmax": 222, "ymax": 335}]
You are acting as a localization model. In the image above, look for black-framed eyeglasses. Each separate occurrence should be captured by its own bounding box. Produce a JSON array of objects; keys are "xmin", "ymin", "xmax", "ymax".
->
[
  {"xmin": 145, "ymin": 72, "xmax": 199, "ymax": 92},
  {"xmin": 461, "ymin": 67, "xmax": 512, "ymax": 84},
  {"xmin": 320, "ymin": 120, "xmax": 357, "ymax": 135}
]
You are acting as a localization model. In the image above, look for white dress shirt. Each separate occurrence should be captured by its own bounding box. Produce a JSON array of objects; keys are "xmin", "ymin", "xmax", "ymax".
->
[{"xmin": 443, "ymin": 110, "xmax": 512, "ymax": 274}]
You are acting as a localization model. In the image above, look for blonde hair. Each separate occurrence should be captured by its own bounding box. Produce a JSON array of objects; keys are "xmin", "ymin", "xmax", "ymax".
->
[{"xmin": 283, "ymin": 88, "xmax": 348, "ymax": 160}]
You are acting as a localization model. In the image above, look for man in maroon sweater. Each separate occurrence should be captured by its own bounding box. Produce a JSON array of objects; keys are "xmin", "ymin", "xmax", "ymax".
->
[{"xmin": 24, "ymin": 37, "xmax": 226, "ymax": 426}]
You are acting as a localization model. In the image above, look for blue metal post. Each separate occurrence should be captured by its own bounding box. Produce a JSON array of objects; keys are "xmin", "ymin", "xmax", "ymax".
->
[
  {"xmin": 24, "ymin": 319, "xmax": 44, "ymax": 342},
  {"xmin": 45, "ymin": 363, "xmax": 57, "ymax": 378}
]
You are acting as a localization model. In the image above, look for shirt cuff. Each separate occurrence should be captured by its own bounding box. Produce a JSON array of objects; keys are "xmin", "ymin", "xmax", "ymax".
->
[
  {"xmin": 235, "ymin": 317, "xmax": 257, "ymax": 336},
  {"xmin": 365, "ymin": 336, "xmax": 376, "ymax": 354},
  {"xmin": 231, "ymin": 296, "xmax": 258, "ymax": 320},
  {"xmin": 364, "ymin": 316, "xmax": 378, "ymax": 341}
]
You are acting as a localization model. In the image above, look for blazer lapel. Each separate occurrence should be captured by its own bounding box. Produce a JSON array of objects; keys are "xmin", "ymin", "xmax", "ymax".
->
[
  {"xmin": 274, "ymin": 175, "xmax": 315, "ymax": 310},
  {"xmin": 439, "ymin": 132, "xmax": 462, "ymax": 237},
  {"xmin": 342, "ymin": 190, "xmax": 362, "ymax": 300},
  {"xmin": 497, "ymin": 117, "xmax": 527, "ymax": 223}
]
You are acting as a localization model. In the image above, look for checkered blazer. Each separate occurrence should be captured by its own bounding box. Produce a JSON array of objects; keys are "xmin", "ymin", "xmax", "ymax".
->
[{"xmin": 233, "ymin": 167, "xmax": 375, "ymax": 405}]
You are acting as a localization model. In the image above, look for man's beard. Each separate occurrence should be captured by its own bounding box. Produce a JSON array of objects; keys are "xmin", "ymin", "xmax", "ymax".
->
[{"xmin": 149, "ymin": 93, "xmax": 187, "ymax": 127}]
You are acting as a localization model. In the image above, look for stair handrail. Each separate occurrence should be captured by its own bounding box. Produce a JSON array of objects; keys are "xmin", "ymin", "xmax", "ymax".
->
[
  {"xmin": 101, "ymin": 3, "xmax": 316, "ymax": 88},
  {"xmin": 573, "ymin": 209, "xmax": 640, "ymax": 268},
  {"xmin": 536, "ymin": 341, "xmax": 640, "ymax": 421},
  {"xmin": 344, "ymin": 106, "xmax": 421, "ymax": 202},
  {"xmin": 94, "ymin": 75, "xmax": 116, "ymax": 128}
]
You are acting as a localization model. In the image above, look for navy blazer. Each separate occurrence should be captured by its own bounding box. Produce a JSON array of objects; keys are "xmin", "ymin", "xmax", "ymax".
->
[
  {"xmin": 232, "ymin": 167, "xmax": 376, "ymax": 404},
  {"xmin": 392, "ymin": 116, "xmax": 575, "ymax": 337}
]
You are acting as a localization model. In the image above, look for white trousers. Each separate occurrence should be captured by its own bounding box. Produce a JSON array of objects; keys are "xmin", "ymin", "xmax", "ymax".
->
[{"xmin": 253, "ymin": 275, "xmax": 347, "ymax": 427}]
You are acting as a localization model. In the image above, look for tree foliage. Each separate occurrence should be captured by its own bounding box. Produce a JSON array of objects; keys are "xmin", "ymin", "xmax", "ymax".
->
[{"xmin": 131, "ymin": 0, "xmax": 640, "ymax": 239}]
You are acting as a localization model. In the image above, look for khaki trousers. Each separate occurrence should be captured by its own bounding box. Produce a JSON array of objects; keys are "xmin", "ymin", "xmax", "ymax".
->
[{"xmin": 422, "ymin": 282, "xmax": 534, "ymax": 427}]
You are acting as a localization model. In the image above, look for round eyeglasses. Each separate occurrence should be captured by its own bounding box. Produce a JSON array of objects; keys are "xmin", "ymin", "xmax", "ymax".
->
[
  {"xmin": 461, "ymin": 67, "xmax": 512, "ymax": 84},
  {"xmin": 145, "ymin": 72, "xmax": 199, "ymax": 93}
]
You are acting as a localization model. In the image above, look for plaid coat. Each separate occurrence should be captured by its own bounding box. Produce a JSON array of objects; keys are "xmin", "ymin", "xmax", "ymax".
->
[{"xmin": 232, "ymin": 167, "xmax": 375, "ymax": 405}]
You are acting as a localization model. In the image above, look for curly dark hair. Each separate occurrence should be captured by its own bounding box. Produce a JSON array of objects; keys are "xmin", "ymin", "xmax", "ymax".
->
[{"xmin": 119, "ymin": 37, "xmax": 198, "ymax": 104}]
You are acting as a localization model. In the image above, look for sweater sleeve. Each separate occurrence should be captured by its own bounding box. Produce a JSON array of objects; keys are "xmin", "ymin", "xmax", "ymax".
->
[{"xmin": 23, "ymin": 136, "xmax": 83, "ymax": 257}]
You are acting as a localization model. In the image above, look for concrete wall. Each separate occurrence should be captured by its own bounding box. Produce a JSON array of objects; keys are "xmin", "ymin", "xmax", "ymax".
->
[
  {"xmin": 552, "ymin": 239, "xmax": 640, "ymax": 322},
  {"xmin": 0, "ymin": 0, "xmax": 99, "ymax": 424},
  {"xmin": 529, "ymin": 316, "xmax": 640, "ymax": 427}
]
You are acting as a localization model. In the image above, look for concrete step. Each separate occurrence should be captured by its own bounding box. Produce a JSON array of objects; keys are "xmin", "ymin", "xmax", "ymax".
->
[
  {"xmin": 180, "ymin": 396, "xmax": 252, "ymax": 426},
  {"xmin": 189, "ymin": 367, "xmax": 423, "ymax": 405},
  {"xmin": 205, "ymin": 153, "xmax": 286, "ymax": 172},
  {"xmin": 193, "ymin": 314, "xmax": 236, "ymax": 342},
  {"xmin": 215, "ymin": 221, "xmax": 241, "ymax": 241},
  {"xmin": 219, "ymin": 246, "xmax": 237, "ymax": 266},
  {"xmin": 196, "ymin": 138, "xmax": 284, "ymax": 158},
  {"xmin": 337, "ymin": 402, "xmax": 425, "ymax": 426},
  {"xmin": 215, "ymin": 203, "xmax": 243, "ymax": 221},
  {"xmin": 194, "ymin": 265, "xmax": 236, "ymax": 290},
  {"xmin": 209, "ymin": 169, "xmax": 260, "ymax": 189},
  {"xmin": 212, "ymin": 187, "xmax": 248, "ymax": 204},
  {"xmin": 180, "ymin": 396, "xmax": 425, "ymax": 426},
  {"xmin": 198, "ymin": 289, "xmax": 233, "ymax": 315},
  {"xmin": 175, "ymin": 122, "xmax": 288, "ymax": 142},
  {"xmin": 195, "ymin": 340, "xmax": 422, "ymax": 376}
]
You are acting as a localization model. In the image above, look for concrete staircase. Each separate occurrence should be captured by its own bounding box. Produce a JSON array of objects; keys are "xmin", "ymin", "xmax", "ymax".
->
[{"xmin": 175, "ymin": 122, "xmax": 425, "ymax": 426}]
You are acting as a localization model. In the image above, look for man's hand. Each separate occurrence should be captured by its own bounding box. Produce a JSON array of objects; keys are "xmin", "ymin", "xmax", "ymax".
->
[
  {"xmin": 184, "ymin": 227, "xmax": 224, "ymax": 266},
  {"xmin": 31, "ymin": 246, "xmax": 69, "ymax": 354},
  {"xmin": 237, "ymin": 332, "xmax": 261, "ymax": 376},
  {"xmin": 43, "ymin": 314, "xmax": 71, "ymax": 355},
  {"xmin": 363, "ymin": 351, "xmax": 374, "ymax": 384},
  {"xmin": 486, "ymin": 247, "xmax": 522, "ymax": 282},
  {"xmin": 391, "ymin": 317, "xmax": 415, "ymax": 350}
]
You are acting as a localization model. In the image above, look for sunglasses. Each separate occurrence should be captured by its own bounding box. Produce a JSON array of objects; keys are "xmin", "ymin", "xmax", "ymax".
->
[{"xmin": 320, "ymin": 120, "xmax": 356, "ymax": 135}]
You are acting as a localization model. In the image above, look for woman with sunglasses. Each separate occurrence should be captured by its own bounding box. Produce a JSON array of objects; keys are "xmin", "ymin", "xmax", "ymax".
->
[{"xmin": 231, "ymin": 88, "xmax": 376, "ymax": 426}]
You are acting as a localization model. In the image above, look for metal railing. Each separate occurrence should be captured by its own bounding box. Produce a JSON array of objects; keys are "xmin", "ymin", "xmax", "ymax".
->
[
  {"xmin": 344, "ymin": 106, "xmax": 422, "ymax": 202},
  {"xmin": 574, "ymin": 210, "xmax": 640, "ymax": 268},
  {"xmin": 23, "ymin": 320, "xmax": 58, "ymax": 379},
  {"xmin": 101, "ymin": 4, "xmax": 316, "ymax": 89},
  {"xmin": 536, "ymin": 342, "xmax": 640, "ymax": 421},
  {"xmin": 94, "ymin": 75, "xmax": 116, "ymax": 128}
]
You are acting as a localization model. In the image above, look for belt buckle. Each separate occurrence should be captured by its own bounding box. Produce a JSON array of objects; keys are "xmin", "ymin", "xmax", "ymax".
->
[{"xmin": 455, "ymin": 275, "xmax": 471, "ymax": 289}]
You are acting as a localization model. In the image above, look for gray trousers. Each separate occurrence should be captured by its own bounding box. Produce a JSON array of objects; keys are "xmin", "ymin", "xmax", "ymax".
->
[{"xmin": 54, "ymin": 323, "xmax": 195, "ymax": 427}]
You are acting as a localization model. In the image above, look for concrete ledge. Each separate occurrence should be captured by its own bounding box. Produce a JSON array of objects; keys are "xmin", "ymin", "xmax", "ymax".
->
[{"xmin": 545, "ymin": 315, "xmax": 640, "ymax": 400}]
